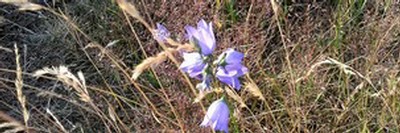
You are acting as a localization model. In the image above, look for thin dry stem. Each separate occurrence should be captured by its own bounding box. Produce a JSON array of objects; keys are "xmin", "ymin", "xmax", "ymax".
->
[
  {"xmin": 45, "ymin": 109, "xmax": 68, "ymax": 133},
  {"xmin": 225, "ymin": 87, "xmax": 246, "ymax": 108},
  {"xmin": 14, "ymin": 44, "xmax": 29, "ymax": 128},
  {"xmin": 0, "ymin": 111, "xmax": 29, "ymax": 133},
  {"xmin": 295, "ymin": 57, "xmax": 376, "ymax": 90},
  {"xmin": 0, "ymin": 0, "xmax": 43, "ymax": 11},
  {"xmin": 0, "ymin": 46, "xmax": 12, "ymax": 52},
  {"xmin": 244, "ymin": 82, "xmax": 265, "ymax": 101},
  {"xmin": 33, "ymin": 66, "xmax": 91, "ymax": 103},
  {"xmin": 131, "ymin": 45, "xmax": 194, "ymax": 80}
]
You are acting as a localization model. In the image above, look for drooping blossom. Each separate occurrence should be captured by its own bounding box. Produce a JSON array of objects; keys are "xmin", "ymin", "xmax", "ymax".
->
[
  {"xmin": 179, "ymin": 52, "xmax": 206, "ymax": 79},
  {"xmin": 200, "ymin": 98, "xmax": 229, "ymax": 133},
  {"xmin": 215, "ymin": 48, "xmax": 248, "ymax": 90},
  {"xmin": 185, "ymin": 19, "xmax": 216, "ymax": 55},
  {"xmin": 154, "ymin": 23, "xmax": 170, "ymax": 42}
]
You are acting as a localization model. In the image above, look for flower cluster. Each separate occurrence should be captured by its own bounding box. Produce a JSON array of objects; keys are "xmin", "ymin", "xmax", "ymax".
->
[{"xmin": 155, "ymin": 19, "xmax": 248, "ymax": 133}]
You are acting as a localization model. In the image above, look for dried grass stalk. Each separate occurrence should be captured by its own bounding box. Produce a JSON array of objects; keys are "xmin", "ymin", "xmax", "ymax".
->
[
  {"xmin": 194, "ymin": 87, "xmax": 224, "ymax": 103},
  {"xmin": 131, "ymin": 44, "xmax": 194, "ymax": 80},
  {"xmin": 33, "ymin": 66, "xmax": 91, "ymax": 102},
  {"xmin": 0, "ymin": 0, "xmax": 43, "ymax": 11},
  {"xmin": 0, "ymin": 0, "xmax": 27, "ymax": 2},
  {"xmin": 116, "ymin": 0, "xmax": 151, "ymax": 30},
  {"xmin": 193, "ymin": 88, "xmax": 216, "ymax": 103},
  {"xmin": 131, "ymin": 52, "xmax": 168, "ymax": 80},
  {"xmin": 116, "ymin": 0, "xmax": 141, "ymax": 19},
  {"xmin": 0, "ymin": 46, "xmax": 12, "ymax": 52},
  {"xmin": 295, "ymin": 57, "xmax": 376, "ymax": 89},
  {"xmin": 45, "ymin": 109, "xmax": 67, "ymax": 133},
  {"xmin": 244, "ymin": 82, "xmax": 265, "ymax": 101},
  {"xmin": 225, "ymin": 87, "xmax": 246, "ymax": 108},
  {"xmin": 14, "ymin": 44, "xmax": 29, "ymax": 127},
  {"xmin": 0, "ymin": 111, "xmax": 30, "ymax": 133},
  {"xmin": 269, "ymin": 0, "xmax": 282, "ymax": 19}
]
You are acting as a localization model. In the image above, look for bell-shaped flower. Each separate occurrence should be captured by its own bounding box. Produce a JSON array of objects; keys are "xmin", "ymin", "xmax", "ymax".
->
[
  {"xmin": 154, "ymin": 23, "xmax": 170, "ymax": 42},
  {"xmin": 215, "ymin": 48, "xmax": 248, "ymax": 90},
  {"xmin": 185, "ymin": 19, "xmax": 216, "ymax": 55},
  {"xmin": 179, "ymin": 52, "xmax": 206, "ymax": 79},
  {"xmin": 200, "ymin": 98, "xmax": 229, "ymax": 133}
]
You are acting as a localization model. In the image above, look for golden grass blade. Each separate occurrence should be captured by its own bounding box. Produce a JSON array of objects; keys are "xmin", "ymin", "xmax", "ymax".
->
[
  {"xmin": 0, "ymin": 0, "xmax": 43, "ymax": 11},
  {"xmin": 0, "ymin": 0, "xmax": 27, "ymax": 3},
  {"xmin": 225, "ymin": 87, "xmax": 246, "ymax": 108},
  {"xmin": 131, "ymin": 43, "xmax": 195, "ymax": 80},
  {"xmin": 295, "ymin": 57, "xmax": 376, "ymax": 90},
  {"xmin": 0, "ymin": 46, "xmax": 12, "ymax": 52},
  {"xmin": 33, "ymin": 66, "xmax": 91, "ymax": 102},
  {"xmin": 193, "ymin": 89, "xmax": 213, "ymax": 103},
  {"xmin": 16, "ymin": 3, "xmax": 43, "ymax": 11},
  {"xmin": 116, "ymin": 0, "xmax": 150, "ymax": 30},
  {"xmin": 269, "ymin": 0, "xmax": 282, "ymax": 19},
  {"xmin": 14, "ymin": 44, "xmax": 29, "ymax": 127},
  {"xmin": 45, "ymin": 108, "xmax": 68, "ymax": 133},
  {"xmin": 244, "ymin": 82, "xmax": 265, "ymax": 101},
  {"xmin": 131, "ymin": 52, "xmax": 167, "ymax": 80},
  {"xmin": 116, "ymin": 0, "xmax": 140, "ymax": 19},
  {"xmin": 0, "ymin": 111, "xmax": 26, "ymax": 133}
]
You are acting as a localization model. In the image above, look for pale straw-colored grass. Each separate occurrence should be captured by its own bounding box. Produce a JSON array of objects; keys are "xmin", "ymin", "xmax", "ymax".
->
[
  {"xmin": 33, "ymin": 66, "xmax": 91, "ymax": 103},
  {"xmin": 0, "ymin": 111, "xmax": 27, "ymax": 133},
  {"xmin": 0, "ymin": 0, "xmax": 43, "ymax": 11},
  {"xmin": 14, "ymin": 44, "xmax": 30, "ymax": 129},
  {"xmin": 131, "ymin": 44, "xmax": 194, "ymax": 80}
]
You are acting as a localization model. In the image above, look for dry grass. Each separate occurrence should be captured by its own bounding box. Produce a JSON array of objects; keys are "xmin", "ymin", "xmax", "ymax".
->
[{"xmin": 0, "ymin": 0, "xmax": 400, "ymax": 132}]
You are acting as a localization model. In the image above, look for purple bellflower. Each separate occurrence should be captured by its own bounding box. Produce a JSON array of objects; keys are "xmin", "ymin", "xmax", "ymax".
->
[
  {"xmin": 215, "ymin": 48, "xmax": 248, "ymax": 90},
  {"xmin": 154, "ymin": 23, "xmax": 170, "ymax": 42},
  {"xmin": 201, "ymin": 98, "xmax": 229, "ymax": 133},
  {"xmin": 179, "ymin": 52, "xmax": 206, "ymax": 79},
  {"xmin": 185, "ymin": 19, "xmax": 216, "ymax": 55}
]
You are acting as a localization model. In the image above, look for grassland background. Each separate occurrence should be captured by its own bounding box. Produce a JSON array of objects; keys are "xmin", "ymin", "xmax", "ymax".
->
[{"xmin": 1, "ymin": 0, "xmax": 400, "ymax": 132}]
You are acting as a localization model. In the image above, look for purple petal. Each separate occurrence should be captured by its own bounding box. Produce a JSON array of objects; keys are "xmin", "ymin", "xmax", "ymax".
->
[
  {"xmin": 197, "ymin": 19, "xmax": 208, "ymax": 30},
  {"xmin": 224, "ymin": 64, "xmax": 248, "ymax": 76},
  {"xmin": 196, "ymin": 29, "xmax": 215, "ymax": 55},
  {"xmin": 185, "ymin": 19, "xmax": 216, "ymax": 55},
  {"xmin": 240, "ymin": 66, "xmax": 248, "ymax": 75},
  {"xmin": 185, "ymin": 25, "xmax": 197, "ymax": 40},
  {"xmin": 187, "ymin": 66, "xmax": 205, "ymax": 78},
  {"xmin": 213, "ymin": 118, "xmax": 229, "ymax": 133},
  {"xmin": 216, "ymin": 67, "xmax": 238, "ymax": 77},
  {"xmin": 208, "ymin": 22, "xmax": 215, "ymax": 42},
  {"xmin": 215, "ymin": 48, "xmax": 248, "ymax": 90},
  {"xmin": 179, "ymin": 52, "xmax": 206, "ymax": 79},
  {"xmin": 224, "ymin": 48, "xmax": 244, "ymax": 64},
  {"xmin": 154, "ymin": 23, "xmax": 170, "ymax": 42},
  {"xmin": 218, "ymin": 76, "xmax": 241, "ymax": 90},
  {"xmin": 216, "ymin": 64, "xmax": 247, "ymax": 90},
  {"xmin": 180, "ymin": 53, "xmax": 202, "ymax": 70},
  {"xmin": 201, "ymin": 98, "xmax": 229, "ymax": 133},
  {"xmin": 156, "ymin": 23, "xmax": 168, "ymax": 32},
  {"xmin": 231, "ymin": 77, "xmax": 241, "ymax": 90}
]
